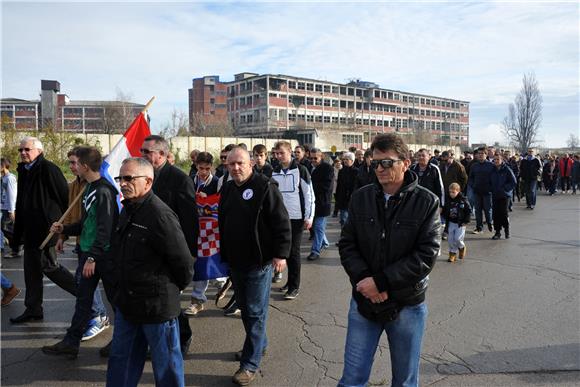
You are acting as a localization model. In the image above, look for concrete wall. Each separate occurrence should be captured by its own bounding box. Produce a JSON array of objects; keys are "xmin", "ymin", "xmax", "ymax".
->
[{"xmin": 76, "ymin": 134, "xmax": 298, "ymax": 160}]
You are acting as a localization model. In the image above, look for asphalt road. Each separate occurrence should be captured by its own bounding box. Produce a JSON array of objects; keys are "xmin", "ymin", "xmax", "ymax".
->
[{"xmin": 1, "ymin": 191, "xmax": 579, "ymax": 386}]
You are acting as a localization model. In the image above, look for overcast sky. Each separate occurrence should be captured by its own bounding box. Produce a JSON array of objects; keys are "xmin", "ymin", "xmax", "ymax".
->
[{"xmin": 2, "ymin": 1, "xmax": 578, "ymax": 147}]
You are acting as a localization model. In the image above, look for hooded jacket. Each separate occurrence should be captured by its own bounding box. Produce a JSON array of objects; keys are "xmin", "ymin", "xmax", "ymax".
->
[{"xmin": 339, "ymin": 170, "xmax": 440, "ymax": 322}]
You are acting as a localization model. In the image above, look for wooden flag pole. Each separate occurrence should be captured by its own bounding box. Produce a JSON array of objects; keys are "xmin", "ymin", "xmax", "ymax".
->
[
  {"xmin": 39, "ymin": 190, "xmax": 84, "ymax": 250},
  {"xmin": 39, "ymin": 96, "xmax": 156, "ymax": 250}
]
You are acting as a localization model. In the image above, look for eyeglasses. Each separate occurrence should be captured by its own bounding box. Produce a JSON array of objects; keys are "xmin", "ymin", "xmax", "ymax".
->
[
  {"xmin": 140, "ymin": 148, "xmax": 158, "ymax": 155},
  {"xmin": 114, "ymin": 175, "xmax": 148, "ymax": 183},
  {"xmin": 18, "ymin": 147, "xmax": 32, "ymax": 152},
  {"xmin": 371, "ymin": 159, "xmax": 402, "ymax": 169}
]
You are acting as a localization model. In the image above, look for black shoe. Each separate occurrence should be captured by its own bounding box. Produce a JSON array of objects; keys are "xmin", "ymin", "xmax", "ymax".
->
[
  {"xmin": 181, "ymin": 335, "xmax": 192, "ymax": 356},
  {"xmin": 42, "ymin": 340, "xmax": 78, "ymax": 359},
  {"xmin": 488, "ymin": 224, "xmax": 493, "ymax": 232},
  {"xmin": 272, "ymin": 272, "xmax": 283, "ymax": 284},
  {"xmin": 307, "ymin": 253, "xmax": 320, "ymax": 261},
  {"xmin": 530, "ymin": 206, "xmax": 534, "ymax": 210},
  {"xmin": 279, "ymin": 284, "xmax": 289, "ymax": 293},
  {"xmin": 284, "ymin": 289, "xmax": 299, "ymax": 300},
  {"xmin": 10, "ymin": 311, "xmax": 43, "ymax": 324},
  {"xmin": 492, "ymin": 233, "xmax": 501, "ymax": 240},
  {"xmin": 99, "ymin": 340, "xmax": 112, "ymax": 358}
]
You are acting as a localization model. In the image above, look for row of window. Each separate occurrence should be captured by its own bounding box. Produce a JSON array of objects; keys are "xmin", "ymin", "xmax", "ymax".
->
[{"xmin": 228, "ymin": 78, "xmax": 467, "ymax": 109}]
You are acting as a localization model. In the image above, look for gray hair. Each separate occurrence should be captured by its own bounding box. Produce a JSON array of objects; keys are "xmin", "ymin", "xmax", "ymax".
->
[
  {"xmin": 121, "ymin": 157, "xmax": 154, "ymax": 178},
  {"xmin": 20, "ymin": 136, "xmax": 43, "ymax": 151},
  {"xmin": 310, "ymin": 147, "xmax": 322, "ymax": 155},
  {"xmin": 342, "ymin": 151, "xmax": 355, "ymax": 161},
  {"xmin": 143, "ymin": 135, "xmax": 170, "ymax": 154}
]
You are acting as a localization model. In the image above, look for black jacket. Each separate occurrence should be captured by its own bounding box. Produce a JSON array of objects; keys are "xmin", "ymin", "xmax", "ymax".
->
[
  {"xmin": 339, "ymin": 171, "xmax": 440, "ymax": 322},
  {"xmin": 311, "ymin": 161, "xmax": 334, "ymax": 217},
  {"xmin": 253, "ymin": 163, "xmax": 273, "ymax": 178},
  {"xmin": 335, "ymin": 165, "xmax": 358, "ymax": 210},
  {"xmin": 219, "ymin": 172, "xmax": 291, "ymax": 270},
  {"xmin": 63, "ymin": 177, "xmax": 119, "ymax": 262},
  {"xmin": 520, "ymin": 157, "xmax": 542, "ymax": 181},
  {"xmin": 410, "ymin": 163, "xmax": 444, "ymax": 206},
  {"xmin": 354, "ymin": 164, "xmax": 376, "ymax": 190},
  {"xmin": 152, "ymin": 161, "xmax": 198, "ymax": 256},
  {"xmin": 13, "ymin": 154, "xmax": 68, "ymax": 248},
  {"xmin": 111, "ymin": 191, "xmax": 193, "ymax": 324},
  {"xmin": 443, "ymin": 193, "xmax": 471, "ymax": 229}
]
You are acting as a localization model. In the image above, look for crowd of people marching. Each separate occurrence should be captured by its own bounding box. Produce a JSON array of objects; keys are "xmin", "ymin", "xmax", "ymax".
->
[{"xmin": 0, "ymin": 134, "xmax": 579, "ymax": 387}]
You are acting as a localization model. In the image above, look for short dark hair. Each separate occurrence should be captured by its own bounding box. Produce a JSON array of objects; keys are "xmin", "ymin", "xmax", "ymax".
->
[
  {"xmin": 67, "ymin": 146, "xmax": 82, "ymax": 158},
  {"xmin": 364, "ymin": 149, "xmax": 373, "ymax": 158},
  {"xmin": 196, "ymin": 152, "xmax": 213, "ymax": 165},
  {"xmin": 370, "ymin": 134, "xmax": 408, "ymax": 160},
  {"xmin": 75, "ymin": 146, "xmax": 102, "ymax": 172},
  {"xmin": 144, "ymin": 135, "xmax": 169, "ymax": 154},
  {"xmin": 223, "ymin": 143, "xmax": 237, "ymax": 153},
  {"xmin": 295, "ymin": 145, "xmax": 305, "ymax": 152},
  {"xmin": 477, "ymin": 146, "xmax": 487, "ymax": 153},
  {"xmin": 1, "ymin": 157, "xmax": 11, "ymax": 169},
  {"xmin": 252, "ymin": 144, "xmax": 267, "ymax": 154}
]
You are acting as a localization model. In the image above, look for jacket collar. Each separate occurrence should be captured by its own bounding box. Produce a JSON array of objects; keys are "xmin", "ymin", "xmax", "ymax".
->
[{"xmin": 374, "ymin": 170, "xmax": 418, "ymax": 202}]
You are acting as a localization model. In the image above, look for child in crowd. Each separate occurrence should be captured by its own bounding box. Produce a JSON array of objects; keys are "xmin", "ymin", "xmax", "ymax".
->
[{"xmin": 443, "ymin": 183, "xmax": 471, "ymax": 262}]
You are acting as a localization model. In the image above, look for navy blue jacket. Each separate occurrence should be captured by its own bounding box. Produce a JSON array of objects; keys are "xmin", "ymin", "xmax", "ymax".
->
[
  {"xmin": 490, "ymin": 163, "xmax": 517, "ymax": 199},
  {"xmin": 468, "ymin": 160, "xmax": 494, "ymax": 194}
]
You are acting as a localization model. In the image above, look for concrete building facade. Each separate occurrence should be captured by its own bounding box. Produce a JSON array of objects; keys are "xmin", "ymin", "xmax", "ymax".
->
[
  {"xmin": 1, "ymin": 80, "xmax": 145, "ymax": 133},
  {"xmin": 190, "ymin": 73, "xmax": 470, "ymax": 151}
]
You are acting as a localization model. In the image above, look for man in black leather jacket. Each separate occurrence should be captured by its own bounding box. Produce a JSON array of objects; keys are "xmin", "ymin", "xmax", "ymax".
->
[
  {"xmin": 106, "ymin": 157, "xmax": 193, "ymax": 387},
  {"xmin": 338, "ymin": 133, "xmax": 440, "ymax": 387}
]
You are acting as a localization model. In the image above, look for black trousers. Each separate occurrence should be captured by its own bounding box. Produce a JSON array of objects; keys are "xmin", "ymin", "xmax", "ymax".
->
[
  {"xmin": 286, "ymin": 219, "xmax": 305, "ymax": 291},
  {"xmin": 560, "ymin": 176, "xmax": 571, "ymax": 192},
  {"xmin": 23, "ymin": 246, "xmax": 77, "ymax": 315},
  {"xmin": 492, "ymin": 196, "xmax": 509, "ymax": 232}
]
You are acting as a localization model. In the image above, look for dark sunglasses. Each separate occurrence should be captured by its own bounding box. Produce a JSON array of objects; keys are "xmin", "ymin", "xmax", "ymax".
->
[
  {"xmin": 140, "ymin": 148, "xmax": 158, "ymax": 155},
  {"xmin": 114, "ymin": 175, "xmax": 148, "ymax": 183},
  {"xmin": 18, "ymin": 147, "xmax": 32, "ymax": 152},
  {"xmin": 371, "ymin": 159, "xmax": 402, "ymax": 169}
]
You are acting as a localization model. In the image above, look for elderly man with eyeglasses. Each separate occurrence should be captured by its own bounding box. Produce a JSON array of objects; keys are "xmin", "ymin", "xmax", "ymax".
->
[
  {"xmin": 106, "ymin": 157, "xmax": 193, "ymax": 387},
  {"xmin": 338, "ymin": 133, "xmax": 440, "ymax": 387},
  {"xmin": 10, "ymin": 137, "xmax": 78, "ymax": 324}
]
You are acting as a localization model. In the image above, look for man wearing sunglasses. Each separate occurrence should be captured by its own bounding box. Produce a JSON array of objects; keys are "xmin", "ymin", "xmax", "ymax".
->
[
  {"xmin": 106, "ymin": 157, "xmax": 193, "ymax": 387},
  {"xmin": 140, "ymin": 135, "xmax": 198, "ymax": 356},
  {"xmin": 10, "ymin": 137, "xmax": 77, "ymax": 324},
  {"xmin": 339, "ymin": 133, "xmax": 440, "ymax": 387}
]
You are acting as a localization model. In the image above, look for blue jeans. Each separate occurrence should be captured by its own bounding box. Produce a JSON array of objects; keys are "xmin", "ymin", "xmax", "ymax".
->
[
  {"xmin": 107, "ymin": 309, "xmax": 184, "ymax": 387},
  {"xmin": 230, "ymin": 264, "xmax": 272, "ymax": 372},
  {"xmin": 474, "ymin": 192, "xmax": 492, "ymax": 230},
  {"xmin": 1, "ymin": 273, "xmax": 12, "ymax": 289},
  {"xmin": 523, "ymin": 179, "xmax": 537, "ymax": 206},
  {"xmin": 63, "ymin": 253, "xmax": 108, "ymax": 348},
  {"xmin": 74, "ymin": 251, "xmax": 107, "ymax": 319},
  {"xmin": 466, "ymin": 186, "xmax": 476, "ymax": 215},
  {"xmin": 339, "ymin": 298, "xmax": 428, "ymax": 387},
  {"xmin": 447, "ymin": 222, "xmax": 465, "ymax": 253},
  {"xmin": 339, "ymin": 210, "xmax": 349, "ymax": 227},
  {"xmin": 311, "ymin": 216, "xmax": 329, "ymax": 255}
]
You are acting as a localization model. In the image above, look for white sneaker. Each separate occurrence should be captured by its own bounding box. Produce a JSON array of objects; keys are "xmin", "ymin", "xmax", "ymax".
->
[
  {"xmin": 184, "ymin": 302, "xmax": 204, "ymax": 316},
  {"xmin": 81, "ymin": 316, "xmax": 110, "ymax": 341}
]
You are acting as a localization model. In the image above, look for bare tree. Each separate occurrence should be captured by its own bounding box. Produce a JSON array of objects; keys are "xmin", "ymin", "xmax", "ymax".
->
[
  {"xmin": 160, "ymin": 108, "xmax": 189, "ymax": 138},
  {"xmin": 102, "ymin": 89, "xmax": 137, "ymax": 134},
  {"xmin": 502, "ymin": 72, "xmax": 542, "ymax": 153},
  {"xmin": 567, "ymin": 133, "xmax": 579, "ymax": 149}
]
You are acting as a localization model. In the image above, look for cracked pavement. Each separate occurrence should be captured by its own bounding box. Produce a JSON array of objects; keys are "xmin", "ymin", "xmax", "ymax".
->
[{"xmin": 1, "ymin": 193, "xmax": 579, "ymax": 386}]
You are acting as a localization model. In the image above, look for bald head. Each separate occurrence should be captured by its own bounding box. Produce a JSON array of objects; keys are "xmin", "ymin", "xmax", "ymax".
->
[{"xmin": 227, "ymin": 147, "xmax": 253, "ymax": 185}]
